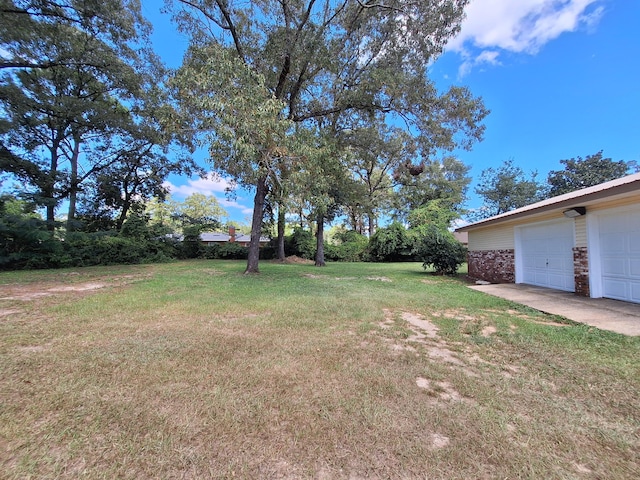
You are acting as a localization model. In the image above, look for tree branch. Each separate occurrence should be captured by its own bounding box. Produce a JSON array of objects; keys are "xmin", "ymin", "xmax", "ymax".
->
[
  {"xmin": 355, "ymin": 0, "xmax": 405, "ymax": 14},
  {"xmin": 176, "ymin": 0, "xmax": 246, "ymax": 63},
  {"xmin": 292, "ymin": 102, "xmax": 391, "ymax": 122}
]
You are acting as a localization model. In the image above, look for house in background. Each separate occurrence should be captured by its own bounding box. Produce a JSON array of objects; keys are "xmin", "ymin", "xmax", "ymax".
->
[
  {"xmin": 200, "ymin": 226, "xmax": 270, "ymax": 248},
  {"xmin": 457, "ymin": 173, "xmax": 640, "ymax": 304},
  {"xmin": 452, "ymin": 231, "xmax": 468, "ymax": 247}
]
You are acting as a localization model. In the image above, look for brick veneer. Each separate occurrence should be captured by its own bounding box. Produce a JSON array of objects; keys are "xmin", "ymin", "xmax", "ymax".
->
[
  {"xmin": 573, "ymin": 246, "xmax": 590, "ymax": 297},
  {"xmin": 467, "ymin": 249, "xmax": 515, "ymax": 283}
]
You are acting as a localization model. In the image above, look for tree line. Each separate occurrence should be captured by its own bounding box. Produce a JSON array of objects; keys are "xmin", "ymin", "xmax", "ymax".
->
[
  {"xmin": 1, "ymin": 1, "xmax": 634, "ymax": 274},
  {"xmin": 473, "ymin": 152, "xmax": 636, "ymax": 220}
]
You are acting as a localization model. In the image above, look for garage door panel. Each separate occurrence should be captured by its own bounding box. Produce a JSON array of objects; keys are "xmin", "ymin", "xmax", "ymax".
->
[
  {"xmin": 599, "ymin": 209, "xmax": 640, "ymax": 304},
  {"xmin": 533, "ymin": 257, "xmax": 547, "ymax": 268},
  {"xmin": 520, "ymin": 221, "xmax": 574, "ymax": 292},
  {"xmin": 547, "ymin": 257, "xmax": 572, "ymax": 271},
  {"xmin": 630, "ymin": 259, "xmax": 640, "ymax": 277},
  {"xmin": 534, "ymin": 272, "xmax": 548, "ymax": 284},
  {"xmin": 601, "ymin": 234, "xmax": 624, "ymax": 253},
  {"xmin": 548, "ymin": 274, "xmax": 568, "ymax": 290},
  {"xmin": 603, "ymin": 279, "xmax": 629, "ymax": 301},
  {"xmin": 602, "ymin": 258, "xmax": 626, "ymax": 276}
]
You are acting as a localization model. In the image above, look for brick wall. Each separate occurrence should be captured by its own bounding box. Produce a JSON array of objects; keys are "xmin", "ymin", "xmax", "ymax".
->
[
  {"xmin": 467, "ymin": 249, "xmax": 515, "ymax": 283},
  {"xmin": 572, "ymin": 246, "xmax": 590, "ymax": 297}
]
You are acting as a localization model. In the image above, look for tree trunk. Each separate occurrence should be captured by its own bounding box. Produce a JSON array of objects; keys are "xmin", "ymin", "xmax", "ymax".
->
[
  {"xmin": 44, "ymin": 143, "xmax": 60, "ymax": 232},
  {"xmin": 116, "ymin": 185, "xmax": 132, "ymax": 231},
  {"xmin": 315, "ymin": 212, "xmax": 326, "ymax": 267},
  {"xmin": 66, "ymin": 135, "xmax": 81, "ymax": 231},
  {"xmin": 245, "ymin": 173, "xmax": 268, "ymax": 274},
  {"xmin": 277, "ymin": 204, "xmax": 286, "ymax": 261},
  {"xmin": 368, "ymin": 212, "xmax": 375, "ymax": 237}
]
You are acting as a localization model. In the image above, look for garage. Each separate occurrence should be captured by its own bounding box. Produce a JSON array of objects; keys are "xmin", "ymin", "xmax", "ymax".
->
[
  {"xmin": 459, "ymin": 173, "xmax": 640, "ymax": 303},
  {"xmin": 598, "ymin": 209, "xmax": 640, "ymax": 303},
  {"xmin": 519, "ymin": 220, "xmax": 575, "ymax": 292}
]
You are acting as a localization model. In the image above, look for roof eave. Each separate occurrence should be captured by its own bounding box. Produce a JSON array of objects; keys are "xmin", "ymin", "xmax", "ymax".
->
[{"xmin": 457, "ymin": 178, "xmax": 640, "ymax": 232}]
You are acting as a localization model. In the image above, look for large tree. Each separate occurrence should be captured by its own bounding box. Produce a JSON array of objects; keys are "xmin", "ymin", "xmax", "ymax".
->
[
  {"xmin": 546, "ymin": 151, "xmax": 633, "ymax": 197},
  {"xmin": 393, "ymin": 155, "xmax": 471, "ymax": 224},
  {"xmin": 0, "ymin": 0, "xmax": 148, "ymax": 72},
  {"xmin": 169, "ymin": 0, "xmax": 488, "ymax": 273},
  {"xmin": 342, "ymin": 122, "xmax": 413, "ymax": 236},
  {"xmin": 474, "ymin": 159, "xmax": 544, "ymax": 219},
  {"xmin": 1, "ymin": 0, "xmax": 193, "ymax": 231}
]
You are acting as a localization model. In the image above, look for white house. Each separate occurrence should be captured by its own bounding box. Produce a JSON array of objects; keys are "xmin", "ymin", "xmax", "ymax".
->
[{"xmin": 457, "ymin": 173, "xmax": 640, "ymax": 304}]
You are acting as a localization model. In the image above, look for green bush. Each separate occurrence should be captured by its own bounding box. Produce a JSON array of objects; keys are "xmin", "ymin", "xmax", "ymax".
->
[
  {"xmin": 61, "ymin": 230, "xmax": 176, "ymax": 267},
  {"xmin": 325, "ymin": 230, "xmax": 369, "ymax": 262},
  {"xmin": 367, "ymin": 222, "xmax": 415, "ymax": 262},
  {"xmin": 198, "ymin": 242, "xmax": 249, "ymax": 259},
  {"xmin": 216, "ymin": 242, "xmax": 249, "ymax": 259},
  {"xmin": 200, "ymin": 243, "xmax": 221, "ymax": 259},
  {"xmin": 285, "ymin": 227, "xmax": 316, "ymax": 259},
  {"xmin": 179, "ymin": 226, "xmax": 203, "ymax": 259},
  {"xmin": 413, "ymin": 225, "xmax": 467, "ymax": 275},
  {"xmin": 0, "ymin": 215, "xmax": 62, "ymax": 270}
]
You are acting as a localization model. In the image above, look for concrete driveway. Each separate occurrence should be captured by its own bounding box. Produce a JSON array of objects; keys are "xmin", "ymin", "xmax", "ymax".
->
[{"xmin": 469, "ymin": 283, "xmax": 640, "ymax": 336}]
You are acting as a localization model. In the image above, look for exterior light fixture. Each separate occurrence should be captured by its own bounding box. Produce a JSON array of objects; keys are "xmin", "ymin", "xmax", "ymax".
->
[{"xmin": 563, "ymin": 207, "xmax": 586, "ymax": 218}]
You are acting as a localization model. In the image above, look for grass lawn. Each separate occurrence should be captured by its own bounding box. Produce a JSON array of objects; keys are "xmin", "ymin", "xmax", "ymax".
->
[{"xmin": 1, "ymin": 260, "xmax": 639, "ymax": 479}]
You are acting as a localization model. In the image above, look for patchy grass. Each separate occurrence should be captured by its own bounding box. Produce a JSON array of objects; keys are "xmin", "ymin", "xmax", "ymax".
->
[{"xmin": 1, "ymin": 260, "xmax": 639, "ymax": 479}]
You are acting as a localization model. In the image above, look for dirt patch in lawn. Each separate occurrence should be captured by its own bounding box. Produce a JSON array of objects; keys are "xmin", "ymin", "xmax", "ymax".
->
[
  {"xmin": 380, "ymin": 309, "xmax": 475, "ymax": 374},
  {"xmin": 0, "ymin": 272, "xmax": 151, "ymax": 302},
  {"xmin": 366, "ymin": 276, "xmax": 392, "ymax": 282},
  {"xmin": 273, "ymin": 255, "xmax": 314, "ymax": 265}
]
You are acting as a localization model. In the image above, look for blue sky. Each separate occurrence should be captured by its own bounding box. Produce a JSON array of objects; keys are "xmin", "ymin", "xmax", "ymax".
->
[{"xmin": 142, "ymin": 0, "xmax": 640, "ymax": 224}]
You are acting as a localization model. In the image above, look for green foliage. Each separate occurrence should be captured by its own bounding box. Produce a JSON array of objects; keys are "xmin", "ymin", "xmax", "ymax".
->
[
  {"xmin": 216, "ymin": 242, "xmax": 249, "ymax": 260},
  {"xmin": 407, "ymin": 199, "xmax": 461, "ymax": 230},
  {"xmin": 119, "ymin": 213, "xmax": 153, "ymax": 240},
  {"xmin": 325, "ymin": 230, "xmax": 369, "ymax": 262},
  {"xmin": 546, "ymin": 151, "xmax": 632, "ymax": 197},
  {"xmin": 200, "ymin": 242, "xmax": 249, "ymax": 260},
  {"xmin": 0, "ymin": 197, "xmax": 177, "ymax": 269},
  {"xmin": 368, "ymin": 222, "xmax": 415, "ymax": 262},
  {"xmin": 174, "ymin": 192, "xmax": 227, "ymax": 229},
  {"xmin": 1, "ymin": 1, "xmax": 193, "ymax": 230},
  {"xmin": 413, "ymin": 225, "xmax": 467, "ymax": 275},
  {"xmin": 395, "ymin": 156, "xmax": 471, "ymax": 223},
  {"xmin": 0, "ymin": 214, "xmax": 61, "ymax": 269},
  {"xmin": 285, "ymin": 227, "xmax": 316, "ymax": 260},
  {"xmin": 474, "ymin": 159, "xmax": 544, "ymax": 219},
  {"xmin": 179, "ymin": 225, "xmax": 203, "ymax": 259},
  {"xmin": 169, "ymin": 0, "xmax": 488, "ymax": 273}
]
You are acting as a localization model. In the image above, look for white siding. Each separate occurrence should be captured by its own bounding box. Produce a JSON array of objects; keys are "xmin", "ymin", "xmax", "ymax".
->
[
  {"xmin": 468, "ymin": 225, "xmax": 514, "ymax": 251},
  {"xmin": 574, "ymin": 216, "xmax": 587, "ymax": 248}
]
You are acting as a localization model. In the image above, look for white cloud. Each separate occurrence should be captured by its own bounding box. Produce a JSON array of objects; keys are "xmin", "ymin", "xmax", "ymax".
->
[
  {"xmin": 448, "ymin": 0, "xmax": 605, "ymax": 76},
  {"xmin": 219, "ymin": 198, "xmax": 254, "ymax": 216},
  {"xmin": 163, "ymin": 172, "xmax": 232, "ymax": 197},
  {"xmin": 458, "ymin": 49, "xmax": 502, "ymax": 78},
  {"xmin": 163, "ymin": 172, "xmax": 254, "ymax": 216}
]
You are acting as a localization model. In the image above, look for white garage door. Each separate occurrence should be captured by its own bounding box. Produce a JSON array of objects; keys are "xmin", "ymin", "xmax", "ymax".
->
[
  {"xmin": 520, "ymin": 221, "xmax": 575, "ymax": 292},
  {"xmin": 599, "ymin": 210, "xmax": 640, "ymax": 303}
]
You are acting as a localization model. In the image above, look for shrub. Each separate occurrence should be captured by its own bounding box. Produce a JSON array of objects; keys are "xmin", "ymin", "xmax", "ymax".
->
[
  {"xmin": 368, "ymin": 222, "xmax": 415, "ymax": 262},
  {"xmin": 413, "ymin": 225, "xmax": 467, "ymax": 275},
  {"xmin": 216, "ymin": 242, "xmax": 248, "ymax": 259},
  {"xmin": 325, "ymin": 230, "xmax": 369, "ymax": 262},
  {"xmin": 0, "ymin": 215, "xmax": 62, "ymax": 270},
  {"xmin": 285, "ymin": 227, "xmax": 316, "ymax": 259},
  {"xmin": 179, "ymin": 226, "xmax": 203, "ymax": 259}
]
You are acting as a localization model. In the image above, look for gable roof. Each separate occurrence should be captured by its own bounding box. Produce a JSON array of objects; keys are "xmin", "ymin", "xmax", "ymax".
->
[
  {"xmin": 200, "ymin": 232, "xmax": 230, "ymax": 242},
  {"xmin": 199, "ymin": 232, "xmax": 270, "ymax": 243},
  {"xmin": 457, "ymin": 172, "xmax": 640, "ymax": 232}
]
